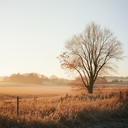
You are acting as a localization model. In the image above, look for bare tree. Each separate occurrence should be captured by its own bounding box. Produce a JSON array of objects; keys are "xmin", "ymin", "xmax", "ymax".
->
[{"xmin": 58, "ymin": 23, "xmax": 123, "ymax": 93}]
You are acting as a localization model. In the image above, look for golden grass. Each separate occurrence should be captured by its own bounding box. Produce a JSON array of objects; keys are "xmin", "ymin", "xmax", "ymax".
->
[{"xmin": 0, "ymin": 88, "xmax": 128, "ymax": 128}]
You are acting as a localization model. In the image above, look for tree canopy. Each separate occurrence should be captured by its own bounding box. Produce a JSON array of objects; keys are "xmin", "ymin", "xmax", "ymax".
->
[{"xmin": 59, "ymin": 23, "xmax": 123, "ymax": 93}]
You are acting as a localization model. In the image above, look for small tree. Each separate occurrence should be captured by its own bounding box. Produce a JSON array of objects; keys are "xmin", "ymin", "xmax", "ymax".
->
[{"xmin": 58, "ymin": 23, "xmax": 123, "ymax": 93}]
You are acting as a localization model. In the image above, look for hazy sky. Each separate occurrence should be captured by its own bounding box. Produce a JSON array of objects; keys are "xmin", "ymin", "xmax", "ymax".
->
[{"xmin": 0, "ymin": 0, "xmax": 128, "ymax": 78}]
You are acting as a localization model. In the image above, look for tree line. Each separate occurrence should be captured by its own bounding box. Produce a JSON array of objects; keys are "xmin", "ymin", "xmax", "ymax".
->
[
  {"xmin": 3, "ymin": 73, "xmax": 47, "ymax": 84},
  {"xmin": 2, "ymin": 73, "xmax": 69, "ymax": 85}
]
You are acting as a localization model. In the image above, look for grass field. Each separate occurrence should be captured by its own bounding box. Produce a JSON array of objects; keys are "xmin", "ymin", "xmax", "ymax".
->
[
  {"xmin": 0, "ymin": 82, "xmax": 128, "ymax": 128},
  {"xmin": 0, "ymin": 82, "xmax": 71, "ymax": 99}
]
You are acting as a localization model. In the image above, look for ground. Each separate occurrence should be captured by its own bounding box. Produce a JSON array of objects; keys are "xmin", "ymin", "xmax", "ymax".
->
[{"xmin": 0, "ymin": 82, "xmax": 127, "ymax": 128}]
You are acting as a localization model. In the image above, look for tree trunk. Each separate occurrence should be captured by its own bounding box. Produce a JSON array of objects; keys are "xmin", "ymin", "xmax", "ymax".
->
[
  {"xmin": 87, "ymin": 81, "xmax": 94, "ymax": 94},
  {"xmin": 87, "ymin": 86, "xmax": 93, "ymax": 94}
]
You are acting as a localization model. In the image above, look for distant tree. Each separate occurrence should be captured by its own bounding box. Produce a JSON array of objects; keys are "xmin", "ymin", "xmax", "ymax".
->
[
  {"xmin": 58, "ymin": 23, "xmax": 123, "ymax": 93},
  {"xmin": 4, "ymin": 73, "xmax": 43, "ymax": 84},
  {"xmin": 50, "ymin": 75, "xmax": 58, "ymax": 82},
  {"xmin": 25, "ymin": 73, "xmax": 43, "ymax": 84},
  {"xmin": 41, "ymin": 75, "xmax": 48, "ymax": 80},
  {"xmin": 112, "ymin": 79, "xmax": 119, "ymax": 83},
  {"xmin": 50, "ymin": 75, "xmax": 58, "ymax": 80}
]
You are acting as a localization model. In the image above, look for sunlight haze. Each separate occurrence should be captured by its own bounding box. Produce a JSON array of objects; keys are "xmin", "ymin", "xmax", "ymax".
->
[{"xmin": 0, "ymin": 0, "xmax": 128, "ymax": 78}]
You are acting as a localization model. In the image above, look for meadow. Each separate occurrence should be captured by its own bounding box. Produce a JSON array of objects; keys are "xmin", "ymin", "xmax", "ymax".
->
[{"xmin": 0, "ymin": 82, "xmax": 128, "ymax": 128}]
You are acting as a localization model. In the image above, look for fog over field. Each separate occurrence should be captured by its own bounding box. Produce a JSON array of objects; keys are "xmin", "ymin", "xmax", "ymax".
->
[
  {"xmin": 0, "ymin": 82, "xmax": 71, "ymax": 98},
  {"xmin": 0, "ymin": 81, "xmax": 127, "ymax": 99}
]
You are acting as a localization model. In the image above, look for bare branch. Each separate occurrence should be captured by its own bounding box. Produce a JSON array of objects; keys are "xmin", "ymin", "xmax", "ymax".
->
[{"xmin": 58, "ymin": 22, "xmax": 123, "ymax": 93}]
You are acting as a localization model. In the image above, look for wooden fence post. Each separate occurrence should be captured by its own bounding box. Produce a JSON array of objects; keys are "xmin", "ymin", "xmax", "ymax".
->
[
  {"xmin": 17, "ymin": 96, "xmax": 19, "ymax": 115},
  {"xmin": 119, "ymin": 91, "xmax": 123, "ymax": 103}
]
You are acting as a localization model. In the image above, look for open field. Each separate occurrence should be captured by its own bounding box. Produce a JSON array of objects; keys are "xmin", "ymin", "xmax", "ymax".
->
[
  {"xmin": 0, "ymin": 82, "xmax": 127, "ymax": 97},
  {"xmin": 0, "ymin": 82, "xmax": 128, "ymax": 128},
  {"xmin": 0, "ymin": 82, "xmax": 71, "ymax": 99}
]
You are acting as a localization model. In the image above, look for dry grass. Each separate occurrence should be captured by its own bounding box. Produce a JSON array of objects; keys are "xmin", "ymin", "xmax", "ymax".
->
[{"xmin": 0, "ymin": 88, "xmax": 128, "ymax": 128}]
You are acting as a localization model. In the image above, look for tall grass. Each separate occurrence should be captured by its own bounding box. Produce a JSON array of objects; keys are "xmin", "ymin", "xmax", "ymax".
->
[{"xmin": 0, "ymin": 89, "xmax": 128, "ymax": 128}]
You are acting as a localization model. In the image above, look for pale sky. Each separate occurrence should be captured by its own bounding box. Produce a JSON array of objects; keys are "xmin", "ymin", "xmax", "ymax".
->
[{"xmin": 0, "ymin": 0, "xmax": 128, "ymax": 78}]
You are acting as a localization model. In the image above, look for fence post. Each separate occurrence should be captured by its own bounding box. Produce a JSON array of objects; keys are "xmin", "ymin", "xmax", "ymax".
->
[
  {"xmin": 119, "ymin": 91, "xmax": 123, "ymax": 103},
  {"xmin": 17, "ymin": 96, "xmax": 19, "ymax": 115}
]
